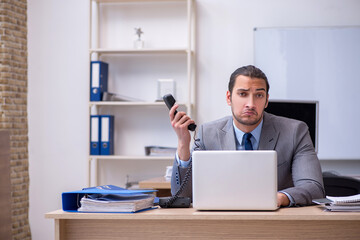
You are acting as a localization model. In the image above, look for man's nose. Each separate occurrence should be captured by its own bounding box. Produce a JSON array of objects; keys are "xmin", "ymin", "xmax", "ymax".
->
[{"xmin": 246, "ymin": 95, "xmax": 255, "ymax": 108}]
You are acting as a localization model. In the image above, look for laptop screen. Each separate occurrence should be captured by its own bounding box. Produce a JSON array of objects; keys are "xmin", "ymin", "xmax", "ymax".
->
[{"xmin": 192, "ymin": 150, "xmax": 278, "ymax": 210}]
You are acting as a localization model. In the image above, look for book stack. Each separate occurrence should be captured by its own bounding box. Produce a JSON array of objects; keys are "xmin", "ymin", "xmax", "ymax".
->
[{"xmin": 313, "ymin": 194, "xmax": 360, "ymax": 212}]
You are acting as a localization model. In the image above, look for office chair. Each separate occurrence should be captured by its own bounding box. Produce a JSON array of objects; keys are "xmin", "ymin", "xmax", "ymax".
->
[{"xmin": 323, "ymin": 171, "xmax": 360, "ymax": 197}]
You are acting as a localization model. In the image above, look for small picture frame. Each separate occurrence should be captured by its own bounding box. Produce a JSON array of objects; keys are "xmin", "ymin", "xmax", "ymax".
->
[{"xmin": 157, "ymin": 79, "xmax": 175, "ymax": 100}]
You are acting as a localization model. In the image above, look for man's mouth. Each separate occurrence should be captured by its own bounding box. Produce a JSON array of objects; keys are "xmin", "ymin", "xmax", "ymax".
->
[{"xmin": 243, "ymin": 111, "xmax": 257, "ymax": 116}]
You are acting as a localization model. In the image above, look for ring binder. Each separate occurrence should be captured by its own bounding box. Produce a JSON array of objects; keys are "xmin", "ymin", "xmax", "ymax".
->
[
  {"xmin": 90, "ymin": 115, "xmax": 100, "ymax": 155},
  {"xmin": 100, "ymin": 115, "xmax": 114, "ymax": 155},
  {"xmin": 62, "ymin": 185, "xmax": 157, "ymax": 213},
  {"xmin": 90, "ymin": 61, "xmax": 108, "ymax": 101}
]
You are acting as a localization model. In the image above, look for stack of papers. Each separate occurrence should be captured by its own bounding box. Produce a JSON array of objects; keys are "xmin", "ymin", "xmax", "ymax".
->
[
  {"xmin": 78, "ymin": 193, "xmax": 155, "ymax": 213},
  {"xmin": 313, "ymin": 194, "xmax": 360, "ymax": 212},
  {"xmin": 145, "ymin": 146, "xmax": 177, "ymax": 156},
  {"xmin": 102, "ymin": 92, "xmax": 144, "ymax": 102},
  {"xmin": 61, "ymin": 185, "xmax": 157, "ymax": 213}
]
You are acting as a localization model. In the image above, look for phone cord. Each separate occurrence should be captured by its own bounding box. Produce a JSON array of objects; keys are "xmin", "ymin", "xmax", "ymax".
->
[{"xmin": 163, "ymin": 131, "xmax": 200, "ymax": 207}]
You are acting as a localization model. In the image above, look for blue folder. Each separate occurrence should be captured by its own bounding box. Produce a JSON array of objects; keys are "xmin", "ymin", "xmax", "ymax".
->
[
  {"xmin": 100, "ymin": 115, "xmax": 114, "ymax": 155},
  {"xmin": 90, "ymin": 61, "xmax": 108, "ymax": 101},
  {"xmin": 90, "ymin": 115, "xmax": 100, "ymax": 155},
  {"xmin": 62, "ymin": 185, "xmax": 157, "ymax": 213}
]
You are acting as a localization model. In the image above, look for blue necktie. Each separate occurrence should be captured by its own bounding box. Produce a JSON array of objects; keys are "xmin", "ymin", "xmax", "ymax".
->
[{"xmin": 243, "ymin": 133, "xmax": 253, "ymax": 150}]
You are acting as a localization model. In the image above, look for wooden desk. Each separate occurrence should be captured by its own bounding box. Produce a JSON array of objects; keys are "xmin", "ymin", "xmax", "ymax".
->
[
  {"xmin": 138, "ymin": 177, "xmax": 171, "ymax": 197},
  {"xmin": 46, "ymin": 206, "xmax": 360, "ymax": 240}
]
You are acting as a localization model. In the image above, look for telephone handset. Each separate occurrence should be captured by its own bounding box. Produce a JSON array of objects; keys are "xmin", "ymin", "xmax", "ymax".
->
[
  {"xmin": 159, "ymin": 94, "xmax": 197, "ymax": 208},
  {"xmin": 163, "ymin": 94, "xmax": 197, "ymax": 131}
]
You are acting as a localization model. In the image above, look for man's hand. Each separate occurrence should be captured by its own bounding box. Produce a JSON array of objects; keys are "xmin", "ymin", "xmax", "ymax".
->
[
  {"xmin": 169, "ymin": 104, "xmax": 195, "ymax": 161},
  {"xmin": 277, "ymin": 192, "xmax": 290, "ymax": 207}
]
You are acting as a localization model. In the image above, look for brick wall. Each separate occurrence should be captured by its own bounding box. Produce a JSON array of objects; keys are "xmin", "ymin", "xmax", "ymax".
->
[{"xmin": 0, "ymin": 0, "xmax": 31, "ymax": 239}]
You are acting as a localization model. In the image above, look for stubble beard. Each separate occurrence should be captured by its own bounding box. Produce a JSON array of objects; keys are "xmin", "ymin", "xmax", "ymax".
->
[{"xmin": 231, "ymin": 108, "xmax": 263, "ymax": 127}]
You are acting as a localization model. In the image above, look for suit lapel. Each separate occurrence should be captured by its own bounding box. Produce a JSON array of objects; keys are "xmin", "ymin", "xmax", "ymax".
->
[
  {"xmin": 218, "ymin": 117, "xmax": 237, "ymax": 150},
  {"xmin": 259, "ymin": 112, "xmax": 279, "ymax": 150}
]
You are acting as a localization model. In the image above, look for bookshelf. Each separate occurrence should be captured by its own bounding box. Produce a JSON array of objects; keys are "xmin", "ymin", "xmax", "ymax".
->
[
  {"xmin": 88, "ymin": 0, "xmax": 196, "ymax": 186},
  {"xmin": 90, "ymin": 48, "xmax": 189, "ymax": 54}
]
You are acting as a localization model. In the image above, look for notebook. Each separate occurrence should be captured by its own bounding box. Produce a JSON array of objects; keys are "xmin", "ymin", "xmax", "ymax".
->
[{"xmin": 192, "ymin": 150, "xmax": 278, "ymax": 210}]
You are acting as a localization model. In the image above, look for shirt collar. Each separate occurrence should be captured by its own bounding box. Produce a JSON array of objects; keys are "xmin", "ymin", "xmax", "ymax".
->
[{"xmin": 232, "ymin": 118, "xmax": 263, "ymax": 147}]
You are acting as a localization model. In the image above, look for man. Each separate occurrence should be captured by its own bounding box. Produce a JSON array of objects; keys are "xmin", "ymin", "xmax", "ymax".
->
[{"xmin": 168, "ymin": 65, "xmax": 325, "ymax": 207}]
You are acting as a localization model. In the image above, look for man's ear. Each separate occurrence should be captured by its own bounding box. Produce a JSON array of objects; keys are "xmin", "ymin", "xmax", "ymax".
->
[{"xmin": 226, "ymin": 91, "xmax": 232, "ymax": 106}]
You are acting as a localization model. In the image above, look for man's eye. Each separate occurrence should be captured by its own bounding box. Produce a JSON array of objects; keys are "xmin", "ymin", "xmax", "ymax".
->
[
  {"xmin": 239, "ymin": 92, "xmax": 247, "ymax": 96},
  {"xmin": 256, "ymin": 93, "xmax": 264, "ymax": 98}
]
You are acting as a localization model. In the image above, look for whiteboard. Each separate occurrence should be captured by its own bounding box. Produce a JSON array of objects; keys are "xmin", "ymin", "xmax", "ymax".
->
[{"xmin": 254, "ymin": 27, "xmax": 360, "ymax": 160}]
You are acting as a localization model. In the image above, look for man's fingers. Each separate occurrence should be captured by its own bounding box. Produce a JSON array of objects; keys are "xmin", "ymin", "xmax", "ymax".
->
[
  {"xmin": 169, "ymin": 104, "xmax": 178, "ymax": 121},
  {"xmin": 169, "ymin": 105, "xmax": 195, "ymax": 131}
]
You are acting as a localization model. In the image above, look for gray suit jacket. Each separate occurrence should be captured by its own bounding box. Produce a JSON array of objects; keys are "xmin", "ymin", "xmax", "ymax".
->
[{"xmin": 171, "ymin": 112, "xmax": 325, "ymax": 206}]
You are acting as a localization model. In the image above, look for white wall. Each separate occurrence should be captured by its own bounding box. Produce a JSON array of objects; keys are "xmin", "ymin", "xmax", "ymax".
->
[
  {"xmin": 254, "ymin": 27, "xmax": 360, "ymax": 159},
  {"xmin": 28, "ymin": 1, "xmax": 89, "ymax": 239},
  {"xmin": 28, "ymin": 0, "xmax": 360, "ymax": 239}
]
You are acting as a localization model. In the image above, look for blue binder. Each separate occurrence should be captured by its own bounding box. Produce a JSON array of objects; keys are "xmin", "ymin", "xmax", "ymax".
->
[
  {"xmin": 62, "ymin": 185, "xmax": 157, "ymax": 213},
  {"xmin": 100, "ymin": 115, "xmax": 114, "ymax": 155},
  {"xmin": 90, "ymin": 115, "xmax": 100, "ymax": 155},
  {"xmin": 90, "ymin": 61, "xmax": 108, "ymax": 101}
]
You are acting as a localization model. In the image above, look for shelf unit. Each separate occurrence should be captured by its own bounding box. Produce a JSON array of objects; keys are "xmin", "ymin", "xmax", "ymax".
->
[
  {"xmin": 89, "ymin": 101, "xmax": 189, "ymax": 107},
  {"xmin": 90, "ymin": 48, "xmax": 190, "ymax": 54},
  {"xmin": 88, "ymin": 0, "xmax": 196, "ymax": 186}
]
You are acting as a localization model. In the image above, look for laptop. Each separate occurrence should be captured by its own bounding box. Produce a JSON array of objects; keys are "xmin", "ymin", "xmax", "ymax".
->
[{"xmin": 192, "ymin": 150, "xmax": 278, "ymax": 210}]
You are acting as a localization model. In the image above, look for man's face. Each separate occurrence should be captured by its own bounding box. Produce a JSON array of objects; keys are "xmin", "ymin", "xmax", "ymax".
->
[{"xmin": 226, "ymin": 75, "xmax": 269, "ymax": 131}]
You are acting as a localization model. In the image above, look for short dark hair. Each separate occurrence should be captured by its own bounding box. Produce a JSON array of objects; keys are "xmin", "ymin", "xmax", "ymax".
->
[{"xmin": 228, "ymin": 65, "xmax": 269, "ymax": 95}]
